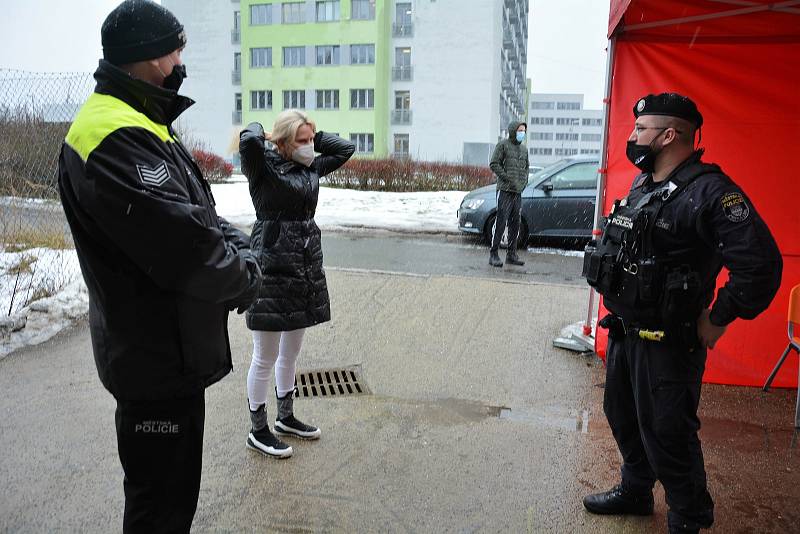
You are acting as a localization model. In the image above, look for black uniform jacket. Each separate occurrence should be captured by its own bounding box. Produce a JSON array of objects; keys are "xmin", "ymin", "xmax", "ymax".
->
[
  {"xmin": 621, "ymin": 151, "xmax": 782, "ymax": 327},
  {"xmin": 239, "ymin": 122, "xmax": 355, "ymax": 331},
  {"xmin": 58, "ymin": 60, "xmax": 256, "ymax": 401}
]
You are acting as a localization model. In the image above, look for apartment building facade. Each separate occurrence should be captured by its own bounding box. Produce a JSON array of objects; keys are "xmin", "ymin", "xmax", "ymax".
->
[
  {"xmin": 162, "ymin": 0, "xmax": 241, "ymax": 158},
  {"xmin": 527, "ymin": 93, "xmax": 604, "ymax": 168},
  {"xmin": 164, "ymin": 0, "xmax": 528, "ymax": 164}
]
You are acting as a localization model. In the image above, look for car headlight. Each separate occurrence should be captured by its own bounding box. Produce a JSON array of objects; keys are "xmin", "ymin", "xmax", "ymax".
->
[{"xmin": 463, "ymin": 198, "xmax": 485, "ymax": 210}]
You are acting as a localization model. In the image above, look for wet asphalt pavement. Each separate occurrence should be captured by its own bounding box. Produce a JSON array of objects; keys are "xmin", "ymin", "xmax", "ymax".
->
[{"xmin": 1, "ymin": 231, "xmax": 799, "ymax": 533}]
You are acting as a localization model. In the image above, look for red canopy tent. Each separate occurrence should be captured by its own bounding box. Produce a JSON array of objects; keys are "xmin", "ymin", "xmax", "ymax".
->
[{"xmin": 591, "ymin": 0, "xmax": 800, "ymax": 386}]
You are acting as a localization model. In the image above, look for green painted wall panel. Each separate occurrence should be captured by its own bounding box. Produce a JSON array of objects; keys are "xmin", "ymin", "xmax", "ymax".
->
[{"xmin": 241, "ymin": 0, "xmax": 390, "ymax": 157}]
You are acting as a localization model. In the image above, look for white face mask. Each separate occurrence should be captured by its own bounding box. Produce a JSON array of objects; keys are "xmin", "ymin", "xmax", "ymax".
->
[{"xmin": 291, "ymin": 143, "xmax": 315, "ymax": 167}]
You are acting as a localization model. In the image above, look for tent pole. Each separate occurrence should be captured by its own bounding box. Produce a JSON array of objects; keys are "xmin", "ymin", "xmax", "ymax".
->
[{"xmin": 584, "ymin": 36, "xmax": 616, "ymax": 339}]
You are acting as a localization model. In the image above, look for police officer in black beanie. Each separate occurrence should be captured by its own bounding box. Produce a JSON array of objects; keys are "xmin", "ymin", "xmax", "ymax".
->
[
  {"xmin": 57, "ymin": 1, "xmax": 261, "ymax": 532},
  {"xmin": 582, "ymin": 93, "xmax": 782, "ymax": 533}
]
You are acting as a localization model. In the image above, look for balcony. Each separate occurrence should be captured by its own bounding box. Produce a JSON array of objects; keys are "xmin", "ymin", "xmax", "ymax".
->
[
  {"xmin": 232, "ymin": 110, "xmax": 242, "ymax": 124},
  {"xmin": 231, "ymin": 69, "xmax": 241, "ymax": 84},
  {"xmin": 391, "ymin": 109, "xmax": 412, "ymax": 124},
  {"xmin": 392, "ymin": 65, "xmax": 413, "ymax": 81},
  {"xmin": 393, "ymin": 22, "xmax": 414, "ymax": 37},
  {"xmin": 502, "ymin": 74, "xmax": 514, "ymax": 91},
  {"xmin": 231, "ymin": 28, "xmax": 240, "ymax": 44}
]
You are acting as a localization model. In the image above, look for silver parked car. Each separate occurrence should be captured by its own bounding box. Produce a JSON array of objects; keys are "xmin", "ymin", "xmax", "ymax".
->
[{"xmin": 457, "ymin": 156, "xmax": 600, "ymax": 247}]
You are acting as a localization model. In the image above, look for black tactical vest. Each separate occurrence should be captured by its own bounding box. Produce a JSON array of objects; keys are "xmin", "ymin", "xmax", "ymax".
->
[{"xmin": 583, "ymin": 161, "xmax": 721, "ymax": 328}]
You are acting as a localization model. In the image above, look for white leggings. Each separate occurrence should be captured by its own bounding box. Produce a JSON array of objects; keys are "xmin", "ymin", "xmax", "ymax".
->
[{"xmin": 247, "ymin": 329, "xmax": 305, "ymax": 412}]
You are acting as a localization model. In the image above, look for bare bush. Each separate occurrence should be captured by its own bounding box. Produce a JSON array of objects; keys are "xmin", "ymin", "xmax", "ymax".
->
[{"xmin": 326, "ymin": 157, "xmax": 495, "ymax": 192}]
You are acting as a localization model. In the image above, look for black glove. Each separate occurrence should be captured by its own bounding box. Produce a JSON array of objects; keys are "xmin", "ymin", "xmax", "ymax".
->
[{"xmin": 227, "ymin": 250, "xmax": 262, "ymax": 314}]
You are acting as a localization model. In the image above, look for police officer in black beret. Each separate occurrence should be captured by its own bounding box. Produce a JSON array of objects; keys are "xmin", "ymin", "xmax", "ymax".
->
[{"xmin": 582, "ymin": 93, "xmax": 782, "ymax": 533}]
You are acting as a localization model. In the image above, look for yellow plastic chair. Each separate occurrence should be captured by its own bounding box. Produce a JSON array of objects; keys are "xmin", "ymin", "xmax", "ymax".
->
[{"xmin": 763, "ymin": 284, "xmax": 800, "ymax": 428}]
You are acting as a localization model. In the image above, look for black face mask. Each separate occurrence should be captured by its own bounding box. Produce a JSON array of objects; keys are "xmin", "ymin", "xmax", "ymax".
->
[
  {"xmin": 163, "ymin": 64, "xmax": 187, "ymax": 92},
  {"xmin": 625, "ymin": 128, "xmax": 667, "ymax": 172}
]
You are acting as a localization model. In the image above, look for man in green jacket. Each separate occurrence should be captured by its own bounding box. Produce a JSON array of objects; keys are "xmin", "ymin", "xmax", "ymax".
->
[{"xmin": 489, "ymin": 121, "xmax": 529, "ymax": 267}]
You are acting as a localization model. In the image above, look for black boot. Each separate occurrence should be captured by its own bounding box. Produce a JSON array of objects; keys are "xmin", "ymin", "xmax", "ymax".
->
[
  {"xmin": 583, "ymin": 483, "xmax": 654, "ymax": 516},
  {"xmin": 489, "ymin": 250, "xmax": 503, "ymax": 267},
  {"xmin": 505, "ymin": 252, "xmax": 525, "ymax": 266},
  {"xmin": 246, "ymin": 403, "xmax": 293, "ymax": 458},
  {"xmin": 274, "ymin": 390, "xmax": 321, "ymax": 440}
]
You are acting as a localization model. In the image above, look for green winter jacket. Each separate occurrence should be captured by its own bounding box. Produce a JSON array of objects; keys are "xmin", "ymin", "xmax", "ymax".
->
[{"xmin": 490, "ymin": 121, "xmax": 529, "ymax": 193}]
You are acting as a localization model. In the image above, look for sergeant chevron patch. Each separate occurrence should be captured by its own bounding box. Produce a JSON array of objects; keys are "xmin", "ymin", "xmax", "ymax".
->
[{"xmin": 136, "ymin": 161, "xmax": 171, "ymax": 186}]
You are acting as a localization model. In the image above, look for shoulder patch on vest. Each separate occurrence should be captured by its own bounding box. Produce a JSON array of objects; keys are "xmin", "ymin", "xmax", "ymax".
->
[
  {"xmin": 720, "ymin": 191, "xmax": 749, "ymax": 222},
  {"xmin": 136, "ymin": 160, "xmax": 171, "ymax": 186}
]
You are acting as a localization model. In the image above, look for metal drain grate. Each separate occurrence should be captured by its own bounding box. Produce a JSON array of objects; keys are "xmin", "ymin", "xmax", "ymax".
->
[{"xmin": 293, "ymin": 366, "xmax": 370, "ymax": 398}]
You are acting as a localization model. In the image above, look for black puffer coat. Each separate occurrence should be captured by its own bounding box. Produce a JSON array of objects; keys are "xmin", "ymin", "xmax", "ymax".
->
[{"xmin": 240, "ymin": 122, "xmax": 355, "ymax": 331}]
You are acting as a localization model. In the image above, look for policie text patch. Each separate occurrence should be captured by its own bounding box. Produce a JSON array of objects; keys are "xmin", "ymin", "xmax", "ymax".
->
[
  {"xmin": 720, "ymin": 192, "xmax": 750, "ymax": 223},
  {"xmin": 136, "ymin": 160, "xmax": 171, "ymax": 187}
]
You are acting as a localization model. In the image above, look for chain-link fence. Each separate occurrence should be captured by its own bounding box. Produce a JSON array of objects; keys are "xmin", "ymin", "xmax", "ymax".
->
[{"xmin": 0, "ymin": 69, "xmax": 94, "ymax": 317}]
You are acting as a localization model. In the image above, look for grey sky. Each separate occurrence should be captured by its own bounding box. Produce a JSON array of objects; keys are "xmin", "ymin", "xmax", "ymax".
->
[{"xmin": 1, "ymin": 0, "xmax": 610, "ymax": 108}]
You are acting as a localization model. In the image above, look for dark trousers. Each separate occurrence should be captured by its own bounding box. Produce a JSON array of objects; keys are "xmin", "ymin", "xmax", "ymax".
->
[
  {"xmin": 115, "ymin": 392, "xmax": 206, "ymax": 534},
  {"xmin": 604, "ymin": 334, "xmax": 714, "ymax": 531},
  {"xmin": 491, "ymin": 190, "xmax": 522, "ymax": 253}
]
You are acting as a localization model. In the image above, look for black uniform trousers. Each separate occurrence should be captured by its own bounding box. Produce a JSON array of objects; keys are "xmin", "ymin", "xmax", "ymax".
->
[
  {"xmin": 115, "ymin": 392, "xmax": 205, "ymax": 534},
  {"xmin": 491, "ymin": 190, "xmax": 522, "ymax": 253},
  {"xmin": 604, "ymin": 334, "xmax": 714, "ymax": 531}
]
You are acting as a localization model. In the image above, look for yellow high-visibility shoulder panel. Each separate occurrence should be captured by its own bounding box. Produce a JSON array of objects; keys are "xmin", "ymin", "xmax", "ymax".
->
[{"xmin": 65, "ymin": 92, "xmax": 174, "ymax": 162}]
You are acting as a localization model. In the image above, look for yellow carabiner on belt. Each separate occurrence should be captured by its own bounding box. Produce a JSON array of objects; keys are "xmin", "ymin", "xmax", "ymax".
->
[{"xmin": 637, "ymin": 329, "xmax": 665, "ymax": 342}]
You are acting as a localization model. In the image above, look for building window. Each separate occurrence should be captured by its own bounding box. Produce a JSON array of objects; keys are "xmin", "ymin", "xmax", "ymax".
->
[
  {"xmin": 316, "ymin": 1, "xmax": 340, "ymax": 21},
  {"xmin": 350, "ymin": 44, "xmax": 375, "ymax": 65},
  {"xmin": 250, "ymin": 4, "xmax": 272, "ymax": 25},
  {"xmin": 395, "ymin": 47, "xmax": 412, "ymax": 67},
  {"xmin": 396, "ymin": 2, "xmax": 412, "ymax": 24},
  {"xmin": 316, "ymin": 89, "xmax": 339, "ymax": 109},
  {"xmin": 282, "ymin": 2, "xmax": 305, "ymax": 24},
  {"xmin": 556, "ymin": 133, "xmax": 579, "ymax": 141},
  {"xmin": 530, "ymin": 132, "xmax": 553, "ymax": 140},
  {"xmin": 581, "ymin": 133, "xmax": 602, "ymax": 142},
  {"xmin": 350, "ymin": 133, "xmax": 374, "ymax": 153},
  {"xmin": 234, "ymin": 11, "xmax": 241, "ymax": 30},
  {"xmin": 555, "ymin": 148, "xmax": 579, "ymax": 156},
  {"xmin": 532, "ymin": 148, "xmax": 553, "ymax": 155},
  {"xmin": 395, "ymin": 90, "xmax": 410, "ymax": 110},
  {"xmin": 530, "ymin": 117, "xmax": 554, "ymax": 125},
  {"xmin": 582, "ymin": 118, "xmax": 603, "ymax": 126},
  {"xmin": 316, "ymin": 45, "xmax": 341, "ymax": 65},
  {"xmin": 352, "ymin": 0, "xmax": 375, "ymax": 20},
  {"xmin": 350, "ymin": 89, "xmax": 374, "ymax": 109},
  {"xmin": 234, "ymin": 52, "xmax": 241, "ymax": 71},
  {"xmin": 556, "ymin": 117, "xmax": 581, "ymax": 126},
  {"xmin": 557, "ymin": 102, "xmax": 581, "ymax": 110},
  {"xmin": 251, "ymin": 90, "xmax": 272, "ymax": 110},
  {"xmin": 283, "ymin": 46, "xmax": 305, "ymax": 67},
  {"xmin": 250, "ymin": 47, "xmax": 272, "ymax": 68},
  {"xmin": 235, "ymin": 93, "xmax": 242, "ymax": 112},
  {"xmin": 394, "ymin": 134, "xmax": 409, "ymax": 156},
  {"xmin": 283, "ymin": 90, "xmax": 306, "ymax": 109},
  {"xmin": 580, "ymin": 149, "xmax": 601, "ymax": 155},
  {"xmin": 531, "ymin": 101, "xmax": 554, "ymax": 110}
]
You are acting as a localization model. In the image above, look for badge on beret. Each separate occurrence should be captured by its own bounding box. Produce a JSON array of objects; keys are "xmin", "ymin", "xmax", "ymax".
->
[
  {"xmin": 721, "ymin": 192, "xmax": 750, "ymax": 223},
  {"xmin": 637, "ymin": 99, "xmax": 646, "ymax": 112}
]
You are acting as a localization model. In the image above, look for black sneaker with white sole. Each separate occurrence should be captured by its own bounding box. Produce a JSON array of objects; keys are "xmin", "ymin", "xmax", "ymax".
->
[
  {"xmin": 246, "ymin": 427, "xmax": 293, "ymax": 459},
  {"xmin": 275, "ymin": 415, "xmax": 321, "ymax": 440}
]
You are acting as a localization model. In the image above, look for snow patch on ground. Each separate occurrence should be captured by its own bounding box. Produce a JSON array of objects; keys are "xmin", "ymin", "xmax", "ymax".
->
[
  {"xmin": 0, "ymin": 247, "xmax": 87, "ymax": 359},
  {"xmin": 212, "ymin": 182, "xmax": 465, "ymax": 234}
]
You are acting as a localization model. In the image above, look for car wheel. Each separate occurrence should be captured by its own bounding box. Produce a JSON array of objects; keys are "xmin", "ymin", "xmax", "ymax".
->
[{"xmin": 484, "ymin": 215, "xmax": 528, "ymax": 249}]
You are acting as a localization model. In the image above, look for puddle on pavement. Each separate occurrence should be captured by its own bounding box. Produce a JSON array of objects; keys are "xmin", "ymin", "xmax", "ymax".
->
[{"xmin": 499, "ymin": 406, "xmax": 590, "ymax": 433}]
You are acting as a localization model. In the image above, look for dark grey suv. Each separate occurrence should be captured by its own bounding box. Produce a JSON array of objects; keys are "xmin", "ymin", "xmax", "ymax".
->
[{"xmin": 457, "ymin": 156, "xmax": 599, "ymax": 247}]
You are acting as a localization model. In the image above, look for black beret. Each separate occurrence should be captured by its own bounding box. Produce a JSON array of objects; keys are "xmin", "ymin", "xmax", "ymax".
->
[
  {"xmin": 102, "ymin": 0, "xmax": 186, "ymax": 65},
  {"xmin": 633, "ymin": 93, "xmax": 703, "ymax": 128}
]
